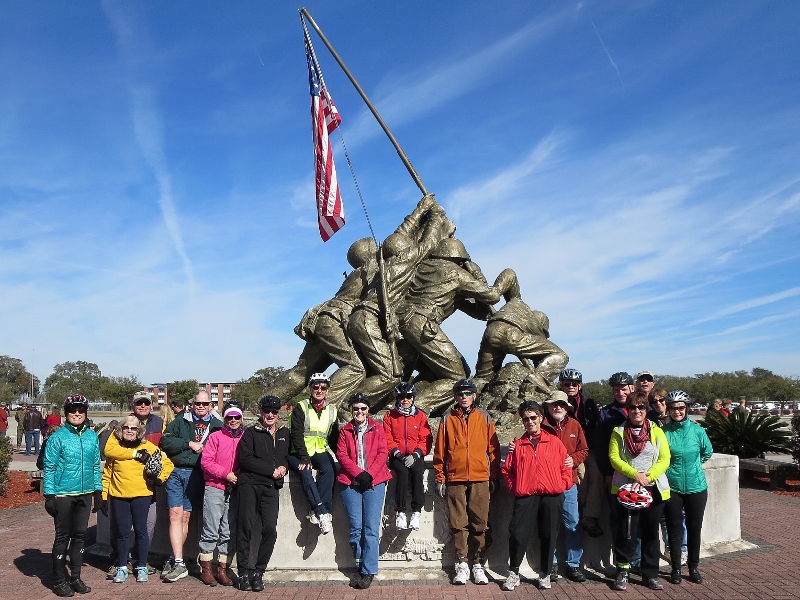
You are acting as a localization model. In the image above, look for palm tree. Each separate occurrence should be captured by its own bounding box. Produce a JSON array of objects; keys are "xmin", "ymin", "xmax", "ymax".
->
[{"xmin": 701, "ymin": 410, "xmax": 790, "ymax": 458}]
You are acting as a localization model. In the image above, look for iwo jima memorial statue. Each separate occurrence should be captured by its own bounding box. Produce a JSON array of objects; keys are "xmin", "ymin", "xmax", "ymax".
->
[{"xmin": 266, "ymin": 10, "xmax": 570, "ymax": 419}]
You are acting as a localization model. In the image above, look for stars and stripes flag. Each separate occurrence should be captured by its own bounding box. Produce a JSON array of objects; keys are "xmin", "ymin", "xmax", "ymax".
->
[{"xmin": 304, "ymin": 26, "xmax": 345, "ymax": 241}]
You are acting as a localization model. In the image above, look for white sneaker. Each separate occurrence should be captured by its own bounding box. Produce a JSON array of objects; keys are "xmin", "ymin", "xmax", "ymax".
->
[
  {"xmin": 395, "ymin": 512, "xmax": 408, "ymax": 530},
  {"xmin": 307, "ymin": 511, "xmax": 320, "ymax": 525},
  {"xmin": 453, "ymin": 562, "xmax": 470, "ymax": 585},
  {"xmin": 538, "ymin": 572, "xmax": 551, "ymax": 589},
  {"xmin": 502, "ymin": 571, "xmax": 520, "ymax": 591},
  {"xmin": 319, "ymin": 512, "xmax": 332, "ymax": 534},
  {"xmin": 472, "ymin": 563, "xmax": 489, "ymax": 585},
  {"xmin": 409, "ymin": 511, "xmax": 421, "ymax": 530}
]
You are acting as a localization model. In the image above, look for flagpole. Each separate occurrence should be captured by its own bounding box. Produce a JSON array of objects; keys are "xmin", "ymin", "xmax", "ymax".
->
[{"xmin": 300, "ymin": 8, "xmax": 429, "ymax": 197}]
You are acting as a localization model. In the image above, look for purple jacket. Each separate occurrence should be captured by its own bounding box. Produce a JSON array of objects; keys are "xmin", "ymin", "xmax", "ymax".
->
[{"xmin": 200, "ymin": 427, "xmax": 243, "ymax": 490}]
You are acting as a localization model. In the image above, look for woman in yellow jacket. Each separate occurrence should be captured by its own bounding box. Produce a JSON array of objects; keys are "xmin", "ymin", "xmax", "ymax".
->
[{"xmin": 103, "ymin": 415, "xmax": 173, "ymax": 584}]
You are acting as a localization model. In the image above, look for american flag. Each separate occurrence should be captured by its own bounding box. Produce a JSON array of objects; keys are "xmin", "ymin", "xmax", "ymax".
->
[{"xmin": 304, "ymin": 27, "xmax": 345, "ymax": 241}]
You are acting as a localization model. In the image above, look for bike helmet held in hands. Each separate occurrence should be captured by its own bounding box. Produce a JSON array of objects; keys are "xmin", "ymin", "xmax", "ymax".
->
[{"xmin": 617, "ymin": 483, "xmax": 653, "ymax": 510}]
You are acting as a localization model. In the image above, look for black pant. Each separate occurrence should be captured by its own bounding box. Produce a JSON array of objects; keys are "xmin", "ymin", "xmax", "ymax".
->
[
  {"xmin": 235, "ymin": 483, "xmax": 279, "ymax": 572},
  {"xmin": 51, "ymin": 494, "xmax": 92, "ymax": 585},
  {"xmin": 389, "ymin": 455, "xmax": 426, "ymax": 511},
  {"xmin": 507, "ymin": 493, "xmax": 563, "ymax": 575},
  {"xmin": 614, "ymin": 487, "xmax": 664, "ymax": 579},
  {"xmin": 665, "ymin": 489, "xmax": 707, "ymax": 570}
]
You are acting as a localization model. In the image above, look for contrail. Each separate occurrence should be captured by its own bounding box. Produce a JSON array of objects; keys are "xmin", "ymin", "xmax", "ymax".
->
[{"xmin": 592, "ymin": 20, "xmax": 624, "ymax": 88}]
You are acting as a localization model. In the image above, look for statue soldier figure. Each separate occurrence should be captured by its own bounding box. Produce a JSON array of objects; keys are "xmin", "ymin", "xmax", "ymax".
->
[
  {"xmin": 263, "ymin": 237, "xmax": 377, "ymax": 406},
  {"xmin": 396, "ymin": 237, "xmax": 519, "ymax": 413},
  {"xmin": 474, "ymin": 296, "xmax": 569, "ymax": 394}
]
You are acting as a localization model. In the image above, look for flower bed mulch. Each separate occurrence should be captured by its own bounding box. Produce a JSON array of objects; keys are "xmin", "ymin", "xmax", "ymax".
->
[
  {"xmin": 743, "ymin": 472, "xmax": 800, "ymax": 498},
  {"xmin": 0, "ymin": 471, "xmax": 44, "ymax": 510}
]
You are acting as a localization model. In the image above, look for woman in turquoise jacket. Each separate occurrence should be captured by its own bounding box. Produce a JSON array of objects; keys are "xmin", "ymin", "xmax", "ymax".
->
[
  {"xmin": 662, "ymin": 390, "xmax": 713, "ymax": 586},
  {"xmin": 43, "ymin": 394, "xmax": 102, "ymax": 597}
]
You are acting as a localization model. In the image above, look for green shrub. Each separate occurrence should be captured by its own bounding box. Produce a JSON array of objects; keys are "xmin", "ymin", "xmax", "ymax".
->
[
  {"xmin": 701, "ymin": 410, "xmax": 790, "ymax": 458},
  {"xmin": 0, "ymin": 436, "xmax": 12, "ymax": 496}
]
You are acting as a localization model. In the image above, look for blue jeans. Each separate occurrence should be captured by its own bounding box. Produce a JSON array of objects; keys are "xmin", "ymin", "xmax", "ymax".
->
[
  {"xmin": 288, "ymin": 452, "xmax": 335, "ymax": 516},
  {"xmin": 25, "ymin": 430, "xmax": 40, "ymax": 455},
  {"xmin": 555, "ymin": 485, "xmax": 583, "ymax": 568},
  {"xmin": 338, "ymin": 482, "xmax": 386, "ymax": 575},
  {"xmin": 111, "ymin": 495, "xmax": 151, "ymax": 568}
]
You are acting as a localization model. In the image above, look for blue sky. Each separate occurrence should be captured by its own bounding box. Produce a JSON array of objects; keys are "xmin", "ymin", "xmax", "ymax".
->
[{"xmin": 2, "ymin": 1, "xmax": 799, "ymax": 387}]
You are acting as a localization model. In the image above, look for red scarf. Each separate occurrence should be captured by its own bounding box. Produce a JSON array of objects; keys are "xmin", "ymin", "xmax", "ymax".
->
[{"xmin": 624, "ymin": 419, "xmax": 650, "ymax": 457}]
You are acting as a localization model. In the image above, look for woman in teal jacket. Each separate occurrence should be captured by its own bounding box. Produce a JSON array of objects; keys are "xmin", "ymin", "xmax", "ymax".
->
[
  {"xmin": 662, "ymin": 390, "xmax": 713, "ymax": 586},
  {"xmin": 43, "ymin": 394, "xmax": 102, "ymax": 597}
]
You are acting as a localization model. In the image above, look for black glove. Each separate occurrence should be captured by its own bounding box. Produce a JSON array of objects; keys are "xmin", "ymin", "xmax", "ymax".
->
[
  {"xmin": 100, "ymin": 499, "xmax": 109, "ymax": 517},
  {"xmin": 351, "ymin": 471, "xmax": 374, "ymax": 492},
  {"xmin": 402, "ymin": 454, "xmax": 417, "ymax": 468},
  {"xmin": 45, "ymin": 495, "xmax": 57, "ymax": 517},
  {"xmin": 92, "ymin": 490, "xmax": 103, "ymax": 513},
  {"xmin": 488, "ymin": 480, "xmax": 498, "ymax": 494},
  {"xmin": 135, "ymin": 449, "xmax": 150, "ymax": 464}
]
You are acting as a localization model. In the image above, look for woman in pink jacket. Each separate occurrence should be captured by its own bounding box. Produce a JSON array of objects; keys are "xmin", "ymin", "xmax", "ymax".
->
[
  {"xmin": 336, "ymin": 393, "xmax": 392, "ymax": 590},
  {"xmin": 198, "ymin": 403, "xmax": 245, "ymax": 587}
]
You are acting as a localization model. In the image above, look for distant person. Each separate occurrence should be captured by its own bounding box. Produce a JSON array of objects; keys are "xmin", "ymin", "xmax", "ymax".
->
[
  {"xmin": 383, "ymin": 382, "xmax": 432, "ymax": 531},
  {"xmin": 24, "ymin": 404, "xmax": 44, "ymax": 455},
  {"xmin": 732, "ymin": 396, "xmax": 749, "ymax": 414},
  {"xmin": 131, "ymin": 391, "xmax": 163, "ymax": 446},
  {"xmin": 44, "ymin": 407, "xmax": 62, "ymax": 436},
  {"xmin": 336, "ymin": 393, "xmax": 392, "ymax": 590},
  {"xmin": 707, "ymin": 399, "xmax": 723, "ymax": 417},
  {"xmin": 43, "ymin": 394, "xmax": 102, "ymax": 597},
  {"xmin": 15, "ymin": 406, "xmax": 26, "ymax": 452},
  {"xmin": 159, "ymin": 390, "xmax": 222, "ymax": 582},
  {"xmin": 720, "ymin": 398, "xmax": 732, "ymax": 417},
  {"xmin": 0, "ymin": 403, "xmax": 8, "ymax": 437},
  {"xmin": 647, "ymin": 389, "xmax": 669, "ymax": 427},
  {"xmin": 37, "ymin": 424, "xmax": 63, "ymax": 470}
]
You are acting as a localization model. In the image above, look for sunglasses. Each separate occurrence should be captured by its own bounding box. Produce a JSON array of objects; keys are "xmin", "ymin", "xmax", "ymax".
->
[
  {"xmin": 66, "ymin": 407, "xmax": 87, "ymax": 414},
  {"xmin": 522, "ymin": 415, "xmax": 540, "ymax": 422},
  {"xmin": 669, "ymin": 405, "xmax": 687, "ymax": 411},
  {"xmin": 134, "ymin": 400, "xmax": 152, "ymax": 406},
  {"xmin": 121, "ymin": 425, "xmax": 139, "ymax": 431},
  {"xmin": 351, "ymin": 406, "xmax": 369, "ymax": 413},
  {"xmin": 638, "ymin": 376, "xmax": 654, "ymax": 382},
  {"xmin": 561, "ymin": 381, "xmax": 580, "ymax": 387},
  {"xmin": 261, "ymin": 408, "xmax": 279, "ymax": 415},
  {"xmin": 397, "ymin": 394, "xmax": 415, "ymax": 400},
  {"xmin": 224, "ymin": 415, "xmax": 243, "ymax": 420},
  {"xmin": 455, "ymin": 391, "xmax": 474, "ymax": 398},
  {"xmin": 628, "ymin": 405, "xmax": 648, "ymax": 412},
  {"xmin": 311, "ymin": 384, "xmax": 329, "ymax": 391},
  {"xmin": 194, "ymin": 402, "xmax": 211, "ymax": 407}
]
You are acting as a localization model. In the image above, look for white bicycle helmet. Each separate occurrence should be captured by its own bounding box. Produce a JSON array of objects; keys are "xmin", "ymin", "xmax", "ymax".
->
[{"xmin": 617, "ymin": 483, "xmax": 653, "ymax": 510}]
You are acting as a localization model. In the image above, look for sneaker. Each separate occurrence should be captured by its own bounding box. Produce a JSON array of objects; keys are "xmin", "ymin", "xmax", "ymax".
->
[
  {"xmin": 107, "ymin": 564, "xmax": 119, "ymax": 580},
  {"xmin": 53, "ymin": 582, "xmax": 75, "ymax": 597},
  {"xmin": 160, "ymin": 560, "xmax": 174, "ymax": 580},
  {"xmin": 538, "ymin": 572, "xmax": 551, "ymax": 589},
  {"xmin": 69, "ymin": 579, "xmax": 91, "ymax": 594},
  {"xmin": 395, "ymin": 511, "xmax": 408, "ymax": 530},
  {"xmin": 409, "ymin": 511, "xmax": 421, "ymax": 530},
  {"xmin": 550, "ymin": 563, "xmax": 559, "ymax": 582},
  {"xmin": 319, "ymin": 512, "xmax": 332, "ymax": 534},
  {"xmin": 452, "ymin": 562, "xmax": 470, "ymax": 585},
  {"xmin": 113, "ymin": 567, "xmax": 129, "ymax": 584},
  {"xmin": 163, "ymin": 562, "xmax": 188, "ymax": 582},
  {"xmin": 307, "ymin": 511, "xmax": 320, "ymax": 525},
  {"xmin": 136, "ymin": 566, "xmax": 149, "ymax": 583},
  {"xmin": 501, "ymin": 571, "xmax": 520, "ymax": 591},
  {"xmin": 354, "ymin": 574, "xmax": 374, "ymax": 589},
  {"xmin": 472, "ymin": 563, "xmax": 489, "ymax": 585},
  {"xmin": 613, "ymin": 570, "xmax": 628, "ymax": 591},
  {"xmin": 646, "ymin": 577, "xmax": 664, "ymax": 590},
  {"xmin": 565, "ymin": 566, "xmax": 586, "ymax": 582}
]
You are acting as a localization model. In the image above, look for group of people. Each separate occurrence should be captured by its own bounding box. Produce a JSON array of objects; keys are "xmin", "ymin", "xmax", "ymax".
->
[{"xmin": 40, "ymin": 367, "xmax": 714, "ymax": 596}]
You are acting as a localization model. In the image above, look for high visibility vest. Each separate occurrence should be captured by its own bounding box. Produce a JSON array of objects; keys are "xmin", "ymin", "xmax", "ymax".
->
[{"xmin": 297, "ymin": 399, "xmax": 337, "ymax": 456}]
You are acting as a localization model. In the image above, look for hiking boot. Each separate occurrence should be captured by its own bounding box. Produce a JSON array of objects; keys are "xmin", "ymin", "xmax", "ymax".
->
[
  {"xmin": 452, "ymin": 562, "xmax": 470, "ymax": 585},
  {"xmin": 646, "ymin": 577, "xmax": 664, "ymax": 590},
  {"xmin": 395, "ymin": 511, "xmax": 408, "ymax": 530},
  {"xmin": 472, "ymin": 563, "xmax": 489, "ymax": 585},
  {"xmin": 669, "ymin": 570, "xmax": 682, "ymax": 584},
  {"xmin": 107, "ymin": 564, "xmax": 118, "ymax": 580},
  {"xmin": 501, "ymin": 571, "xmax": 520, "ymax": 591},
  {"xmin": 163, "ymin": 562, "xmax": 188, "ymax": 582},
  {"xmin": 53, "ymin": 582, "xmax": 75, "ymax": 597},
  {"xmin": 613, "ymin": 570, "xmax": 628, "ymax": 591},
  {"xmin": 538, "ymin": 572, "xmax": 551, "ymax": 589},
  {"xmin": 237, "ymin": 570, "xmax": 251, "ymax": 591},
  {"xmin": 349, "ymin": 573, "xmax": 363, "ymax": 588},
  {"xmin": 307, "ymin": 511, "xmax": 319, "ymax": 525},
  {"xmin": 250, "ymin": 571, "xmax": 265, "ymax": 592},
  {"xmin": 319, "ymin": 512, "xmax": 332, "ymax": 534},
  {"xmin": 136, "ymin": 567, "xmax": 149, "ymax": 583},
  {"xmin": 688, "ymin": 568, "xmax": 703, "ymax": 584},
  {"xmin": 409, "ymin": 511, "xmax": 421, "ymax": 530},
  {"xmin": 355, "ymin": 574, "xmax": 374, "ymax": 589},
  {"xmin": 69, "ymin": 579, "xmax": 91, "ymax": 594},
  {"xmin": 550, "ymin": 563, "xmax": 559, "ymax": 582},
  {"xmin": 113, "ymin": 566, "xmax": 129, "ymax": 583},
  {"xmin": 580, "ymin": 517, "xmax": 604, "ymax": 538},
  {"xmin": 565, "ymin": 566, "xmax": 586, "ymax": 582},
  {"xmin": 216, "ymin": 563, "xmax": 233, "ymax": 586}
]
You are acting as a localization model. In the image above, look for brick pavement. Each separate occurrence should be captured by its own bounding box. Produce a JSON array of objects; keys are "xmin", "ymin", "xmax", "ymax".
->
[{"xmin": 2, "ymin": 486, "xmax": 799, "ymax": 600}]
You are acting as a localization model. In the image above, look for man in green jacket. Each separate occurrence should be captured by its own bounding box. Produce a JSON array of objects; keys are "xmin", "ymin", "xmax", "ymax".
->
[{"xmin": 159, "ymin": 390, "xmax": 222, "ymax": 582}]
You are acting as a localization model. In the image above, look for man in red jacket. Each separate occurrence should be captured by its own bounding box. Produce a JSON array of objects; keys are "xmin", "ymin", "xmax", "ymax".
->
[{"xmin": 501, "ymin": 400, "xmax": 572, "ymax": 591}]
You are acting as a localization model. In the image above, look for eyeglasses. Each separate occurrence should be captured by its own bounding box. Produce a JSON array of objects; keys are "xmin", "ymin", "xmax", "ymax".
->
[
  {"xmin": 134, "ymin": 400, "xmax": 152, "ymax": 406},
  {"xmin": 351, "ymin": 406, "xmax": 369, "ymax": 413},
  {"xmin": 455, "ymin": 391, "xmax": 474, "ymax": 398},
  {"xmin": 121, "ymin": 425, "xmax": 139, "ymax": 431},
  {"xmin": 311, "ymin": 385, "xmax": 329, "ymax": 391},
  {"xmin": 522, "ymin": 415, "xmax": 540, "ymax": 422},
  {"xmin": 194, "ymin": 402, "xmax": 211, "ymax": 407},
  {"xmin": 66, "ymin": 407, "xmax": 87, "ymax": 414},
  {"xmin": 650, "ymin": 399, "xmax": 666, "ymax": 405},
  {"xmin": 224, "ymin": 415, "xmax": 242, "ymax": 421},
  {"xmin": 628, "ymin": 405, "xmax": 648, "ymax": 412},
  {"xmin": 669, "ymin": 405, "xmax": 687, "ymax": 411},
  {"xmin": 261, "ymin": 408, "xmax": 279, "ymax": 415},
  {"xmin": 561, "ymin": 381, "xmax": 580, "ymax": 387}
]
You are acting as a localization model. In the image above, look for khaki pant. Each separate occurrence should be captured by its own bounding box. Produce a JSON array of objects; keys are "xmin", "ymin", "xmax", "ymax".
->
[{"xmin": 446, "ymin": 482, "xmax": 492, "ymax": 563}]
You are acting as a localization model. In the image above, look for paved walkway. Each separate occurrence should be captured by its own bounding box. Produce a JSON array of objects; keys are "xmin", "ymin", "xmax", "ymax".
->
[{"xmin": 2, "ymin": 486, "xmax": 799, "ymax": 600}]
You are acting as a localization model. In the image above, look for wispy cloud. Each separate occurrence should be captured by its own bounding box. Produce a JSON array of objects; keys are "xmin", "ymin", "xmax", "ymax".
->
[{"xmin": 592, "ymin": 20, "xmax": 624, "ymax": 88}]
